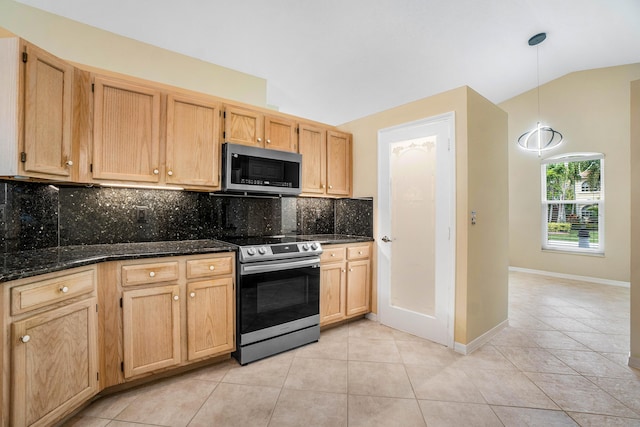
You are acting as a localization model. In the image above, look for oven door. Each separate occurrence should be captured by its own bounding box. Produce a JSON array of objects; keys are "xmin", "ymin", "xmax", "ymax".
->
[{"xmin": 238, "ymin": 257, "xmax": 320, "ymax": 344}]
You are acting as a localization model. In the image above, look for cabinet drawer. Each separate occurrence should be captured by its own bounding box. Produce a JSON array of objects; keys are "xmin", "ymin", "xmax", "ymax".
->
[
  {"xmin": 320, "ymin": 247, "xmax": 346, "ymax": 263},
  {"xmin": 122, "ymin": 261, "xmax": 179, "ymax": 286},
  {"xmin": 11, "ymin": 268, "xmax": 96, "ymax": 315},
  {"xmin": 347, "ymin": 244, "xmax": 371, "ymax": 260},
  {"xmin": 186, "ymin": 256, "xmax": 233, "ymax": 279}
]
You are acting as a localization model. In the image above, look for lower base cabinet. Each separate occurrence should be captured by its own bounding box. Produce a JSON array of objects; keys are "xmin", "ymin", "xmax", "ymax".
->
[
  {"xmin": 122, "ymin": 285, "xmax": 181, "ymax": 378},
  {"xmin": 320, "ymin": 242, "xmax": 371, "ymax": 326},
  {"xmin": 1, "ymin": 253, "xmax": 235, "ymax": 427},
  {"xmin": 118, "ymin": 253, "xmax": 235, "ymax": 381}
]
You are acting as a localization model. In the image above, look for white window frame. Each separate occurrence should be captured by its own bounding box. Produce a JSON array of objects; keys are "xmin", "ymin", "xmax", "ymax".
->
[{"xmin": 541, "ymin": 152, "xmax": 604, "ymax": 255}]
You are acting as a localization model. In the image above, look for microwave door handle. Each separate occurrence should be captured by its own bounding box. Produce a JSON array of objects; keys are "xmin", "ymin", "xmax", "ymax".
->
[{"xmin": 240, "ymin": 258, "xmax": 320, "ymax": 275}]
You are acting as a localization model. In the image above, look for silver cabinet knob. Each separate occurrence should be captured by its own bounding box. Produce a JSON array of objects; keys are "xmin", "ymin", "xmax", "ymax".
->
[
  {"xmin": 190, "ymin": 292, "xmax": 196, "ymax": 298},
  {"xmin": 322, "ymin": 184, "xmax": 326, "ymax": 189},
  {"xmin": 329, "ymin": 185, "xmax": 333, "ymax": 189},
  {"xmin": 358, "ymin": 251, "xmax": 363, "ymax": 255},
  {"xmin": 20, "ymin": 335, "xmax": 31, "ymax": 343},
  {"xmin": 349, "ymin": 268, "xmax": 353, "ymax": 272},
  {"xmin": 331, "ymin": 253, "xmax": 335, "ymax": 257},
  {"xmin": 167, "ymin": 170, "xmax": 173, "ymax": 176},
  {"xmin": 153, "ymin": 169, "xmax": 159, "ymax": 175},
  {"xmin": 59, "ymin": 286, "xmax": 69, "ymax": 293},
  {"xmin": 266, "ymin": 139, "xmax": 271, "ymax": 144},
  {"xmin": 173, "ymin": 295, "xmax": 179, "ymax": 301},
  {"xmin": 209, "ymin": 265, "xmax": 215, "ymax": 271},
  {"xmin": 65, "ymin": 160, "xmax": 73, "ymax": 166},
  {"xmin": 342, "ymin": 269, "xmax": 346, "ymax": 273},
  {"xmin": 149, "ymin": 271, "xmax": 156, "ymax": 277},
  {"xmin": 257, "ymin": 138, "xmax": 262, "ymax": 143}
]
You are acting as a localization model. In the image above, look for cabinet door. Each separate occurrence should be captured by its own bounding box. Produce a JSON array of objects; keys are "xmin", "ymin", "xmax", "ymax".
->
[
  {"xmin": 122, "ymin": 285, "xmax": 181, "ymax": 378},
  {"xmin": 299, "ymin": 124, "xmax": 327, "ymax": 195},
  {"xmin": 187, "ymin": 278, "xmax": 234, "ymax": 361},
  {"xmin": 166, "ymin": 94, "xmax": 221, "ymax": 188},
  {"xmin": 264, "ymin": 115, "xmax": 297, "ymax": 152},
  {"xmin": 12, "ymin": 297, "xmax": 98, "ymax": 427},
  {"xmin": 346, "ymin": 259, "xmax": 370, "ymax": 317},
  {"xmin": 23, "ymin": 42, "xmax": 74, "ymax": 178},
  {"xmin": 320, "ymin": 262, "xmax": 346, "ymax": 325},
  {"xmin": 326, "ymin": 130, "xmax": 351, "ymax": 196},
  {"xmin": 224, "ymin": 106, "xmax": 264, "ymax": 147},
  {"xmin": 92, "ymin": 76, "xmax": 161, "ymax": 182}
]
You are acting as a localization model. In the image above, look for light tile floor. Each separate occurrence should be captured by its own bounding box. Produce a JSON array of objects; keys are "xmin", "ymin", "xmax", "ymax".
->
[{"xmin": 66, "ymin": 271, "xmax": 640, "ymax": 426}]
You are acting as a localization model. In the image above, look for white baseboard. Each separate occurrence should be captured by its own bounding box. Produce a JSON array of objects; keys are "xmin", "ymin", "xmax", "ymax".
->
[
  {"xmin": 629, "ymin": 355, "xmax": 640, "ymax": 370},
  {"xmin": 509, "ymin": 266, "xmax": 630, "ymax": 288},
  {"xmin": 365, "ymin": 312, "xmax": 378, "ymax": 322},
  {"xmin": 453, "ymin": 319, "xmax": 509, "ymax": 355}
]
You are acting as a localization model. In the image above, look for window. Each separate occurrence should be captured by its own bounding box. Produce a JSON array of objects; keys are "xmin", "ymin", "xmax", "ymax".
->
[{"xmin": 541, "ymin": 153, "xmax": 604, "ymax": 254}]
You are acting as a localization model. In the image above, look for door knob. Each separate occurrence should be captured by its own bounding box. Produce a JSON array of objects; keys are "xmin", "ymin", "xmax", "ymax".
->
[{"xmin": 381, "ymin": 236, "xmax": 392, "ymax": 243}]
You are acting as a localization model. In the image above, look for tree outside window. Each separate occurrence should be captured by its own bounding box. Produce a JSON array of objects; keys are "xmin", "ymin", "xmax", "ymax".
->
[{"xmin": 542, "ymin": 153, "xmax": 604, "ymax": 253}]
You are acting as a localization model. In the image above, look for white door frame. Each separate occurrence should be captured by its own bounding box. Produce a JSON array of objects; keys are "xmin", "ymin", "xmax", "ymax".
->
[{"xmin": 376, "ymin": 112, "xmax": 456, "ymax": 348}]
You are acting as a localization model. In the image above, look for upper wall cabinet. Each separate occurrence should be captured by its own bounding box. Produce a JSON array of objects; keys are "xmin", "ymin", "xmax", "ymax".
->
[
  {"xmin": 92, "ymin": 76, "xmax": 162, "ymax": 183},
  {"xmin": 0, "ymin": 38, "xmax": 76, "ymax": 180},
  {"xmin": 326, "ymin": 130, "xmax": 351, "ymax": 196},
  {"xmin": 166, "ymin": 94, "xmax": 221, "ymax": 188},
  {"xmin": 299, "ymin": 125, "xmax": 351, "ymax": 197},
  {"xmin": 223, "ymin": 105, "xmax": 297, "ymax": 152}
]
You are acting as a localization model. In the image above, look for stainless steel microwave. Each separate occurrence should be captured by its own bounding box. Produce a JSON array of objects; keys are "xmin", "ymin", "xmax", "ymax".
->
[{"xmin": 221, "ymin": 143, "xmax": 302, "ymax": 196}]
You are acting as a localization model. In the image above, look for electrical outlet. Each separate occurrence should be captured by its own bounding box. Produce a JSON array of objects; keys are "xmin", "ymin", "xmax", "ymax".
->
[{"xmin": 136, "ymin": 206, "xmax": 149, "ymax": 223}]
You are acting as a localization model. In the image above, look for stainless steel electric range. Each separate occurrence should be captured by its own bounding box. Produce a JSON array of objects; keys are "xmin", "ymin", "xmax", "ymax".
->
[{"xmin": 220, "ymin": 236, "xmax": 322, "ymax": 365}]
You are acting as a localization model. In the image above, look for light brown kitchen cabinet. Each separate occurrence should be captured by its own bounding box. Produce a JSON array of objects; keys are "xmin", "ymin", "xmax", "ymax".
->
[
  {"xmin": 326, "ymin": 130, "xmax": 352, "ymax": 196},
  {"xmin": 299, "ymin": 126, "xmax": 352, "ymax": 197},
  {"xmin": 113, "ymin": 253, "xmax": 235, "ymax": 382},
  {"xmin": 298, "ymin": 123, "xmax": 327, "ymax": 195},
  {"xmin": 1, "ymin": 266, "xmax": 99, "ymax": 427},
  {"xmin": 223, "ymin": 105, "xmax": 264, "ymax": 148},
  {"xmin": 92, "ymin": 75, "xmax": 162, "ymax": 182},
  {"xmin": 0, "ymin": 37, "xmax": 76, "ymax": 180},
  {"xmin": 11, "ymin": 298, "xmax": 99, "ymax": 427},
  {"xmin": 264, "ymin": 115, "xmax": 297, "ymax": 152},
  {"xmin": 319, "ymin": 242, "xmax": 371, "ymax": 326},
  {"xmin": 223, "ymin": 105, "xmax": 298, "ymax": 152},
  {"xmin": 166, "ymin": 94, "xmax": 221, "ymax": 188},
  {"xmin": 187, "ymin": 277, "xmax": 234, "ymax": 360},
  {"xmin": 122, "ymin": 284, "xmax": 181, "ymax": 378}
]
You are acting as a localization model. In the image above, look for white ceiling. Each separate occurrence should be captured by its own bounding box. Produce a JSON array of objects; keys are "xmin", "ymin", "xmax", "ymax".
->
[{"xmin": 16, "ymin": 0, "xmax": 640, "ymax": 125}]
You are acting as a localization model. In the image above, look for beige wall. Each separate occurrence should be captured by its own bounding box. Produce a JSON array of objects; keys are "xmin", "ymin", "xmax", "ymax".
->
[
  {"xmin": 339, "ymin": 86, "xmax": 509, "ymax": 345},
  {"xmin": 0, "ymin": 0, "xmax": 267, "ymax": 107},
  {"xmin": 630, "ymin": 79, "xmax": 640, "ymax": 366},
  {"xmin": 500, "ymin": 64, "xmax": 640, "ymax": 283}
]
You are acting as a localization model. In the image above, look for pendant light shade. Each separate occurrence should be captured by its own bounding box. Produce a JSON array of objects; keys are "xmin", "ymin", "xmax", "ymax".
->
[{"xmin": 517, "ymin": 32, "xmax": 564, "ymax": 156}]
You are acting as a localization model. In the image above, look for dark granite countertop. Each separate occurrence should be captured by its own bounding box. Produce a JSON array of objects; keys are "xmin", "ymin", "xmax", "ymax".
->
[
  {"xmin": 0, "ymin": 240, "xmax": 236, "ymax": 283},
  {"xmin": 299, "ymin": 234, "xmax": 375, "ymax": 245}
]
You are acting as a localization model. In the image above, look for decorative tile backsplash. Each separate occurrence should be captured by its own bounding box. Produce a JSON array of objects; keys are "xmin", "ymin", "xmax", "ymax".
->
[{"xmin": 0, "ymin": 180, "xmax": 373, "ymax": 253}]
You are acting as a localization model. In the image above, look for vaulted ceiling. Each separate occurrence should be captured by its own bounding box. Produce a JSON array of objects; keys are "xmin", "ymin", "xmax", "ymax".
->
[{"xmin": 15, "ymin": 0, "xmax": 640, "ymax": 125}]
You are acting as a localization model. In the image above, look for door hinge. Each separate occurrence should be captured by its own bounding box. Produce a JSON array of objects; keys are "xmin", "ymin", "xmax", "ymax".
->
[
  {"xmin": 91, "ymin": 83, "xmax": 95, "ymax": 92},
  {"xmin": 296, "ymin": 127, "xmax": 299, "ymax": 134},
  {"xmin": 97, "ymin": 372, "xmax": 100, "ymax": 381},
  {"xmin": 22, "ymin": 52, "xmax": 27, "ymax": 63},
  {"xmin": 20, "ymin": 152, "xmax": 26, "ymax": 163},
  {"xmin": 96, "ymin": 304, "xmax": 98, "ymax": 312},
  {"xmin": 121, "ymin": 362, "xmax": 124, "ymax": 372},
  {"xmin": 223, "ymin": 111, "xmax": 226, "ymax": 119},
  {"xmin": 90, "ymin": 163, "xmax": 93, "ymax": 173},
  {"xmin": 119, "ymin": 297, "xmax": 123, "ymax": 308},
  {"xmin": 222, "ymin": 131, "xmax": 226, "ymax": 139}
]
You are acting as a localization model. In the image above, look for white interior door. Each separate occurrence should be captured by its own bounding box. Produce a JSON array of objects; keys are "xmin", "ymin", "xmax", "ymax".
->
[{"xmin": 377, "ymin": 113, "xmax": 455, "ymax": 347}]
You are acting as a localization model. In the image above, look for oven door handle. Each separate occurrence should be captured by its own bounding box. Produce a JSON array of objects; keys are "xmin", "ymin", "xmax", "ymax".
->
[{"xmin": 240, "ymin": 257, "xmax": 320, "ymax": 275}]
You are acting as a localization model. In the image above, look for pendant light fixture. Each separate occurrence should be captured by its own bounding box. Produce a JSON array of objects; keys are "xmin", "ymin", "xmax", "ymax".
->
[{"xmin": 517, "ymin": 32, "xmax": 563, "ymax": 156}]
